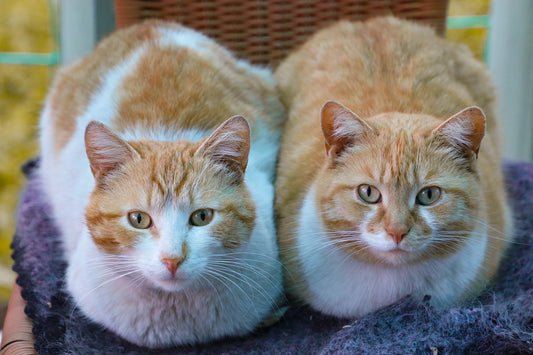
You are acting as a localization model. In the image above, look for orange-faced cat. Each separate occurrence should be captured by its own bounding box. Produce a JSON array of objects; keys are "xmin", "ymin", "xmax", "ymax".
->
[
  {"xmin": 274, "ymin": 17, "xmax": 512, "ymax": 318},
  {"xmin": 39, "ymin": 21, "xmax": 285, "ymax": 348}
]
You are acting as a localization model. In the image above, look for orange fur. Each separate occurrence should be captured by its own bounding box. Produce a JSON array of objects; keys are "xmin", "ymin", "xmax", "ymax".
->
[
  {"xmin": 46, "ymin": 20, "xmax": 284, "ymax": 254},
  {"xmin": 275, "ymin": 17, "xmax": 512, "ymax": 308},
  {"xmin": 84, "ymin": 131, "xmax": 256, "ymax": 254},
  {"xmin": 40, "ymin": 20, "xmax": 286, "ymax": 347},
  {"xmin": 48, "ymin": 20, "xmax": 283, "ymax": 153},
  {"xmin": 48, "ymin": 22, "xmax": 159, "ymax": 153}
]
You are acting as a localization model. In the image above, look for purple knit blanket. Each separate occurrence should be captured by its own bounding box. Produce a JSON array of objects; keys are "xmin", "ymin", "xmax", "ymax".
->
[{"xmin": 12, "ymin": 159, "xmax": 533, "ymax": 354}]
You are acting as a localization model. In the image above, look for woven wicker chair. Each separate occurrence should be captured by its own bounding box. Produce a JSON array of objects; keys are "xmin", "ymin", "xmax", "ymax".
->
[{"xmin": 114, "ymin": 0, "xmax": 449, "ymax": 66}]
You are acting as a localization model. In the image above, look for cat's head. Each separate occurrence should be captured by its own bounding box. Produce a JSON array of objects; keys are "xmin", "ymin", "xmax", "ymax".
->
[
  {"xmin": 315, "ymin": 100, "xmax": 486, "ymax": 265},
  {"xmin": 84, "ymin": 116, "xmax": 256, "ymax": 291}
]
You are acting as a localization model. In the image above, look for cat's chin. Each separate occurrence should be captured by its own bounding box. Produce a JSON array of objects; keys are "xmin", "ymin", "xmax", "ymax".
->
[
  {"xmin": 148, "ymin": 276, "xmax": 192, "ymax": 293},
  {"xmin": 370, "ymin": 248, "xmax": 420, "ymax": 266}
]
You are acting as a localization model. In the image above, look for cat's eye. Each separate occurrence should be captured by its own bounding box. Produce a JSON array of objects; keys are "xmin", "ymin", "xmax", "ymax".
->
[
  {"xmin": 189, "ymin": 209, "xmax": 214, "ymax": 227},
  {"xmin": 357, "ymin": 184, "xmax": 382, "ymax": 204},
  {"xmin": 128, "ymin": 211, "xmax": 152, "ymax": 229},
  {"xmin": 416, "ymin": 186, "xmax": 442, "ymax": 206}
]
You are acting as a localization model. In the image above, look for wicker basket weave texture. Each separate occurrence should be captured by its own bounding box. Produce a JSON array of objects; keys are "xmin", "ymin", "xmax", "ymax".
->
[{"xmin": 114, "ymin": 0, "xmax": 448, "ymax": 65}]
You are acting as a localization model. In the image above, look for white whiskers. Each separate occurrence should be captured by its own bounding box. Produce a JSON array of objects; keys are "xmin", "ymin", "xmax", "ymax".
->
[{"xmin": 69, "ymin": 254, "xmax": 142, "ymax": 318}]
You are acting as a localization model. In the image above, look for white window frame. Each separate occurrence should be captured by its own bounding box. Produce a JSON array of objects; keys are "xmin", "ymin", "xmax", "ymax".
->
[{"xmin": 488, "ymin": 0, "xmax": 533, "ymax": 161}]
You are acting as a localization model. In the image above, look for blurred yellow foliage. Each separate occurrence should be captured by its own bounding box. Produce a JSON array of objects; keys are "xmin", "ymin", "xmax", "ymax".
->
[
  {"xmin": 0, "ymin": 0, "xmax": 490, "ymax": 303},
  {"xmin": 0, "ymin": 0, "xmax": 55, "ymax": 301},
  {"xmin": 447, "ymin": 0, "xmax": 491, "ymax": 60}
]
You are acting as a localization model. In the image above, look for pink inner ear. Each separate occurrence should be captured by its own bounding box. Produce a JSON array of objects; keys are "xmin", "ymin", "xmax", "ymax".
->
[
  {"xmin": 197, "ymin": 115, "xmax": 251, "ymax": 174},
  {"xmin": 432, "ymin": 106, "xmax": 486, "ymax": 158},
  {"xmin": 320, "ymin": 100, "xmax": 374, "ymax": 161},
  {"xmin": 85, "ymin": 121, "xmax": 138, "ymax": 178}
]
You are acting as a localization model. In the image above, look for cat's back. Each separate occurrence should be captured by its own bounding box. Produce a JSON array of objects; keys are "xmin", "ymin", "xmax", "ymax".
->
[
  {"xmin": 275, "ymin": 16, "xmax": 511, "ymax": 314},
  {"xmin": 42, "ymin": 20, "xmax": 281, "ymax": 156},
  {"xmin": 40, "ymin": 20, "xmax": 284, "ymax": 253},
  {"xmin": 276, "ymin": 16, "xmax": 498, "ymax": 137}
]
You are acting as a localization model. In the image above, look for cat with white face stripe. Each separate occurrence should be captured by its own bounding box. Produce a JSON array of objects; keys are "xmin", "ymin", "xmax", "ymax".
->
[
  {"xmin": 39, "ymin": 20, "xmax": 284, "ymax": 348},
  {"xmin": 274, "ymin": 17, "xmax": 513, "ymax": 318}
]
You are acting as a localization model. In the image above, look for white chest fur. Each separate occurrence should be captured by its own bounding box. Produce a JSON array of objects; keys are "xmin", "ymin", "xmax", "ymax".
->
[
  {"xmin": 39, "ymin": 24, "xmax": 283, "ymax": 347},
  {"xmin": 296, "ymin": 188, "xmax": 487, "ymax": 318},
  {"xmin": 67, "ymin": 217, "xmax": 281, "ymax": 347}
]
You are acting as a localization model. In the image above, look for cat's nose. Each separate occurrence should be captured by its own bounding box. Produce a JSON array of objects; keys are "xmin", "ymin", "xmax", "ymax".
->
[
  {"xmin": 386, "ymin": 226, "xmax": 410, "ymax": 245},
  {"xmin": 161, "ymin": 255, "xmax": 185, "ymax": 275}
]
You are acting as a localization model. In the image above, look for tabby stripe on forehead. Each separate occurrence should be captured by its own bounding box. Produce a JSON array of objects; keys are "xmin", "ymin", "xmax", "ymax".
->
[
  {"xmin": 174, "ymin": 169, "xmax": 190, "ymax": 198},
  {"xmin": 155, "ymin": 177, "xmax": 167, "ymax": 196},
  {"xmin": 145, "ymin": 154, "xmax": 166, "ymax": 195},
  {"xmin": 149, "ymin": 175, "xmax": 169, "ymax": 209}
]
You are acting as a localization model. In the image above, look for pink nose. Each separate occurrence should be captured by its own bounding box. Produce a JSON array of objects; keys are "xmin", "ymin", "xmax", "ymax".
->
[
  {"xmin": 161, "ymin": 256, "xmax": 184, "ymax": 275},
  {"xmin": 385, "ymin": 226, "xmax": 409, "ymax": 245}
]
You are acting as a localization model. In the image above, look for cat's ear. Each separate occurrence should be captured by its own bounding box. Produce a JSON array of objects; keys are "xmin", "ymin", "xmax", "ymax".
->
[
  {"xmin": 85, "ymin": 121, "xmax": 139, "ymax": 179},
  {"xmin": 431, "ymin": 106, "xmax": 486, "ymax": 159},
  {"xmin": 197, "ymin": 116, "xmax": 251, "ymax": 174},
  {"xmin": 321, "ymin": 100, "xmax": 375, "ymax": 161}
]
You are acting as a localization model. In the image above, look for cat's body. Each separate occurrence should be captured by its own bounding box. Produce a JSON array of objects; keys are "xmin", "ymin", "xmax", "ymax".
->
[
  {"xmin": 39, "ymin": 21, "xmax": 284, "ymax": 347},
  {"xmin": 274, "ymin": 17, "xmax": 512, "ymax": 318}
]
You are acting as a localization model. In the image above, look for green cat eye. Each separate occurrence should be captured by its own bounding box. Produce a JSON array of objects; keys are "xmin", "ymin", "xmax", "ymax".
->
[
  {"xmin": 416, "ymin": 186, "xmax": 441, "ymax": 206},
  {"xmin": 128, "ymin": 211, "xmax": 152, "ymax": 229},
  {"xmin": 190, "ymin": 208, "xmax": 214, "ymax": 227},
  {"xmin": 357, "ymin": 184, "xmax": 382, "ymax": 204}
]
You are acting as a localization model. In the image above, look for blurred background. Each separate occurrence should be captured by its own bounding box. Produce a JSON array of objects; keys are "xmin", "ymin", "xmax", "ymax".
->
[
  {"xmin": 0, "ymin": 0, "xmax": 58, "ymax": 302},
  {"xmin": 0, "ymin": 0, "xmax": 531, "ymax": 319}
]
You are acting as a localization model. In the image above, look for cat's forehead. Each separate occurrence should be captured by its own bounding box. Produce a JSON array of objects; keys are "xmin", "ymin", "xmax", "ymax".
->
[
  {"xmin": 116, "ymin": 139, "xmax": 235, "ymax": 207},
  {"xmin": 343, "ymin": 113, "xmax": 452, "ymax": 186},
  {"xmin": 129, "ymin": 139, "xmax": 198, "ymax": 155},
  {"xmin": 368, "ymin": 113, "xmax": 436, "ymax": 159},
  {"xmin": 120, "ymin": 140, "xmax": 199, "ymax": 191},
  {"xmin": 369, "ymin": 112, "xmax": 440, "ymax": 134}
]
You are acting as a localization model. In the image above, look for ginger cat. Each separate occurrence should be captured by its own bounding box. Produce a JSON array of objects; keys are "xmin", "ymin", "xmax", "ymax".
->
[
  {"xmin": 39, "ymin": 20, "xmax": 285, "ymax": 348},
  {"xmin": 274, "ymin": 17, "xmax": 512, "ymax": 318}
]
